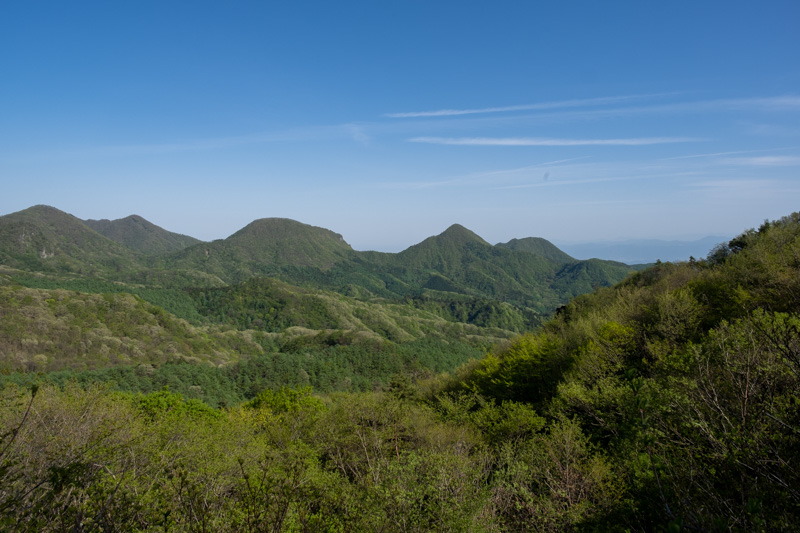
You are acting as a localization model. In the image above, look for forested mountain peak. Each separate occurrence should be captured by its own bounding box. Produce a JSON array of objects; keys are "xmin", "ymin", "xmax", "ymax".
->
[
  {"xmin": 160, "ymin": 217, "xmax": 356, "ymax": 282},
  {"xmin": 0, "ymin": 205, "xmax": 138, "ymax": 274},
  {"xmin": 7, "ymin": 204, "xmax": 79, "ymax": 225},
  {"xmin": 398, "ymin": 224, "xmax": 490, "ymax": 260},
  {"xmin": 496, "ymin": 236, "xmax": 576, "ymax": 264},
  {"xmin": 228, "ymin": 217, "xmax": 352, "ymax": 249},
  {"xmin": 436, "ymin": 223, "xmax": 490, "ymax": 246},
  {"xmin": 84, "ymin": 214, "xmax": 202, "ymax": 256}
]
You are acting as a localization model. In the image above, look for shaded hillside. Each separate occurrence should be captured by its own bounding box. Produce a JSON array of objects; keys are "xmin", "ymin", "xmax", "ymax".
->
[
  {"xmin": 389, "ymin": 225, "xmax": 562, "ymax": 306},
  {"xmin": 374, "ymin": 224, "xmax": 635, "ymax": 313},
  {"xmin": 84, "ymin": 214, "xmax": 202, "ymax": 256},
  {"xmin": 550, "ymin": 257, "xmax": 637, "ymax": 300},
  {"xmin": 0, "ymin": 206, "xmax": 140, "ymax": 276}
]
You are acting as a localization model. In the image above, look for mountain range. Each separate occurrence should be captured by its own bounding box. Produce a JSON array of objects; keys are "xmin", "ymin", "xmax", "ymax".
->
[
  {"xmin": 0, "ymin": 205, "xmax": 641, "ymax": 314},
  {"xmin": 0, "ymin": 204, "xmax": 646, "ymax": 373}
]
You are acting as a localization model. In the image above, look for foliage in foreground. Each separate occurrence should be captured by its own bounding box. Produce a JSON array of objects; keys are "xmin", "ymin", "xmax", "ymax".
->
[
  {"xmin": 440, "ymin": 213, "xmax": 800, "ymax": 531},
  {"xmin": 0, "ymin": 384, "xmax": 501, "ymax": 532}
]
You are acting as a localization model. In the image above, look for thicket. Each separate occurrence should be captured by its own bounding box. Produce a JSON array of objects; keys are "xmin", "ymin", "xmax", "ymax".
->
[
  {"xmin": 432, "ymin": 213, "xmax": 800, "ymax": 530},
  {"xmin": 0, "ymin": 384, "xmax": 502, "ymax": 531}
]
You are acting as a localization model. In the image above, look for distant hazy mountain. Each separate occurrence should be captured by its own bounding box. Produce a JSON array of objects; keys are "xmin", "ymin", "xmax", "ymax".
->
[
  {"xmin": 496, "ymin": 237, "xmax": 576, "ymax": 264},
  {"xmin": 558, "ymin": 236, "xmax": 728, "ymax": 265},
  {"xmin": 84, "ymin": 215, "xmax": 202, "ymax": 256}
]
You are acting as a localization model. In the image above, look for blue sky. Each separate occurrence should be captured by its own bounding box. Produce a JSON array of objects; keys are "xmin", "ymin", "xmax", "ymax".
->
[{"xmin": 2, "ymin": 1, "xmax": 799, "ymax": 252}]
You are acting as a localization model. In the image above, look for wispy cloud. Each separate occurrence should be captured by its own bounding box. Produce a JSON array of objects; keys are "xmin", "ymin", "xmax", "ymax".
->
[
  {"xmin": 718, "ymin": 96, "xmax": 800, "ymax": 110},
  {"xmin": 385, "ymin": 94, "xmax": 800, "ymax": 119},
  {"xmin": 719, "ymin": 155, "xmax": 800, "ymax": 166},
  {"xmin": 409, "ymin": 136, "xmax": 703, "ymax": 146},
  {"xmin": 690, "ymin": 179, "xmax": 776, "ymax": 189},
  {"xmin": 493, "ymin": 170, "xmax": 699, "ymax": 190},
  {"xmin": 385, "ymin": 93, "xmax": 678, "ymax": 118},
  {"xmin": 379, "ymin": 157, "xmax": 592, "ymax": 190},
  {"xmin": 660, "ymin": 148, "xmax": 791, "ymax": 160},
  {"xmin": 552, "ymin": 96, "xmax": 800, "ymax": 121}
]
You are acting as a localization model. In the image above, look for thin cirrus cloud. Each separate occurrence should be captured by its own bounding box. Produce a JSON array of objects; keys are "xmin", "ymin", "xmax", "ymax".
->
[
  {"xmin": 659, "ymin": 147, "xmax": 794, "ymax": 160},
  {"xmin": 380, "ymin": 156, "xmax": 593, "ymax": 190},
  {"xmin": 383, "ymin": 93, "xmax": 678, "ymax": 118},
  {"xmin": 409, "ymin": 136, "xmax": 703, "ymax": 147},
  {"xmin": 385, "ymin": 95, "xmax": 800, "ymax": 126},
  {"xmin": 718, "ymin": 155, "xmax": 800, "ymax": 166}
]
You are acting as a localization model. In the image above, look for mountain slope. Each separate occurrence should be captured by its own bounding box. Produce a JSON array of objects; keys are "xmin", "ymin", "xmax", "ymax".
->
[
  {"xmin": 166, "ymin": 218, "xmax": 356, "ymax": 284},
  {"xmin": 444, "ymin": 212, "xmax": 800, "ymax": 530},
  {"xmin": 0, "ymin": 284, "xmax": 264, "ymax": 373},
  {"xmin": 0, "ymin": 206, "xmax": 636, "ymax": 319},
  {"xmin": 0, "ymin": 205, "xmax": 141, "ymax": 276},
  {"xmin": 84, "ymin": 215, "xmax": 202, "ymax": 256},
  {"xmin": 384, "ymin": 224, "xmax": 633, "ymax": 312},
  {"xmin": 496, "ymin": 236, "xmax": 576, "ymax": 263},
  {"xmin": 188, "ymin": 276, "xmax": 518, "ymax": 343}
]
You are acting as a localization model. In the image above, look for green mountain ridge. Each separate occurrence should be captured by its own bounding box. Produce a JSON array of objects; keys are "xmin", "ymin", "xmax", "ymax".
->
[
  {"xmin": 165, "ymin": 217, "xmax": 356, "ymax": 283},
  {"xmin": 84, "ymin": 214, "xmax": 202, "ymax": 256},
  {"xmin": 0, "ymin": 205, "xmax": 140, "ymax": 275},
  {"xmin": 0, "ymin": 205, "xmax": 637, "ymax": 319},
  {"xmin": 497, "ymin": 236, "xmax": 576, "ymax": 263}
]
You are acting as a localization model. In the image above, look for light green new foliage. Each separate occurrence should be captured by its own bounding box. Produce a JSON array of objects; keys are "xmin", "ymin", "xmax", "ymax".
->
[
  {"xmin": 461, "ymin": 331, "xmax": 567, "ymax": 405},
  {"xmin": 492, "ymin": 418, "xmax": 621, "ymax": 533}
]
